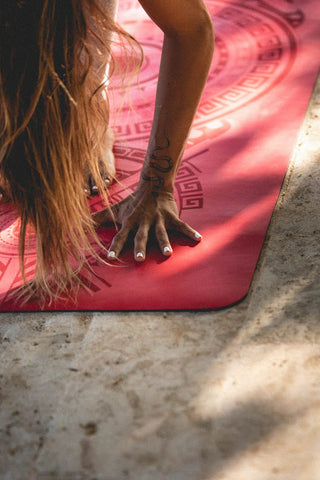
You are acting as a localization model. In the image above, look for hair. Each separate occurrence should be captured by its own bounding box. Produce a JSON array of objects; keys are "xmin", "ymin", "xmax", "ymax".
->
[{"xmin": 0, "ymin": 0, "xmax": 142, "ymax": 304}]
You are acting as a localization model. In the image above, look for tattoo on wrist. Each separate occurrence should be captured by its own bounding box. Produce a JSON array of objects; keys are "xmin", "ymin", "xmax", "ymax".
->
[{"xmin": 142, "ymin": 137, "xmax": 173, "ymax": 190}]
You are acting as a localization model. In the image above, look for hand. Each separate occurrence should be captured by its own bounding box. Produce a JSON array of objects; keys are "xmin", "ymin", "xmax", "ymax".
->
[{"xmin": 92, "ymin": 184, "xmax": 202, "ymax": 263}]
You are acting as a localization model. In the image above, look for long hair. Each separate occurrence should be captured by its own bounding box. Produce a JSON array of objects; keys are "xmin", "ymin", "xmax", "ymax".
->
[{"xmin": 0, "ymin": 0, "xmax": 142, "ymax": 303}]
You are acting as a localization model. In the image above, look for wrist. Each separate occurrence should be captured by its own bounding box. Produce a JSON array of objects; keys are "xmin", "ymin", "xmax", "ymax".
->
[{"xmin": 138, "ymin": 169, "xmax": 175, "ymax": 194}]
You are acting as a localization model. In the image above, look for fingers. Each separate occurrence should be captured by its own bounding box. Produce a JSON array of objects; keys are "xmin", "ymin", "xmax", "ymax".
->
[
  {"xmin": 107, "ymin": 223, "xmax": 131, "ymax": 261},
  {"xmin": 104, "ymin": 217, "xmax": 202, "ymax": 263},
  {"xmin": 172, "ymin": 218, "xmax": 202, "ymax": 242},
  {"xmin": 133, "ymin": 216, "xmax": 174, "ymax": 262},
  {"xmin": 155, "ymin": 216, "xmax": 173, "ymax": 257},
  {"xmin": 134, "ymin": 222, "xmax": 149, "ymax": 263},
  {"xmin": 107, "ymin": 221, "xmax": 150, "ymax": 264},
  {"xmin": 95, "ymin": 198, "xmax": 202, "ymax": 263}
]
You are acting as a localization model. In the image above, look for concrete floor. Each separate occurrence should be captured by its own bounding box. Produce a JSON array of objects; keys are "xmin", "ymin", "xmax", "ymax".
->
[{"xmin": 1, "ymin": 72, "xmax": 320, "ymax": 479}]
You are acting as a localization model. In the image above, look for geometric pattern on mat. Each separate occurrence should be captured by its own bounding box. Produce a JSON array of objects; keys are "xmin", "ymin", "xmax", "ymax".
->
[{"xmin": 0, "ymin": 0, "xmax": 319, "ymax": 310}]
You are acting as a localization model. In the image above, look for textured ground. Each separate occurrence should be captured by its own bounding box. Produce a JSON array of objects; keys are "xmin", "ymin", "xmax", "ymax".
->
[{"xmin": 0, "ymin": 73, "xmax": 319, "ymax": 480}]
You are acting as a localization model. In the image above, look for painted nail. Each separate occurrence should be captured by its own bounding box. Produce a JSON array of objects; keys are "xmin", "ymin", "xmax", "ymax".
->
[
  {"xmin": 163, "ymin": 246, "xmax": 172, "ymax": 255},
  {"xmin": 108, "ymin": 251, "xmax": 116, "ymax": 259},
  {"xmin": 104, "ymin": 178, "xmax": 110, "ymax": 185},
  {"xmin": 194, "ymin": 232, "xmax": 202, "ymax": 240},
  {"xmin": 92, "ymin": 185, "xmax": 98, "ymax": 192},
  {"xmin": 136, "ymin": 252, "xmax": 144, "ymax": 259}
]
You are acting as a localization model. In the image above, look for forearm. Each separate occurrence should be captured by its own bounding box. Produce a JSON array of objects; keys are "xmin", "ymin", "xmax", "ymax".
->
[
  {"xmin": 140, "ymin": 8, "xmax": 214, "ymax": 192},
  {"xmin": 94, "ymin": 2, "xmax": 213, "ymax": 259}
]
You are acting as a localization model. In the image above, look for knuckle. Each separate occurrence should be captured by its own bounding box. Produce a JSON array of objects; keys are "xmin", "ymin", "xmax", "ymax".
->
[
  {"xmin": 155, "ymin": 217, "xmax": 166, "ymax": 233},
  {"xmin": 114, "ymin": 229, "xmax": 127, "ymax": 243},
  {"xmin": 113, "ymin": 230, "xmax": 124, "ymax": 241},
  {"xmin": 135, "ymin": 230, "xmax": 146, "ymax": 244},
  {"xmin": 155, "ymin": 223, "xmax": 164, "ymax": 236},
  {"xmin": 156, "ymin": 230, "xmax": 169, "ymax": 245},
  {"xmin": 172, "ymin": 218, "xmax": 184, "ymax": 229},
  {"xmin": 155, "ymin": 225, "xmax": 165, "ymax": 238},
  {"xmin": 121, "ymin": 218, "xmax": 134, "ymax": 232},
  {"xmin": 156, "ymin": 211, "xmax": 164, "ymax": 222},
  {"xmin": 171, "ymin": 214, "xmax": 181, "ymax": 224}
]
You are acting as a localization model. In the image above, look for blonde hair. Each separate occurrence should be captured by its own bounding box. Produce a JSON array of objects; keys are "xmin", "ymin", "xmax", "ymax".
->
[{"xmin": 0, "ymin": 0, "xmax": 142, "ymax": 303}]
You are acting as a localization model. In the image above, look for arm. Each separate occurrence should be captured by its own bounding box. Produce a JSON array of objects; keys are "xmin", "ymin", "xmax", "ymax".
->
[
  {"xmin": 94, "ymin": 0, "xmax": 214, "ymax": 262},
  {"xmin": 138, "ymin": 0, "xmax": 214, "ymax": 192}
]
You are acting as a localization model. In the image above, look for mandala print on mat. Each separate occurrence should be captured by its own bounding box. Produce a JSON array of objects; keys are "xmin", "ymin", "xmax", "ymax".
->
[{"xmin": 1, "ymin": 0, "xmax": 317, "ymax": 310}]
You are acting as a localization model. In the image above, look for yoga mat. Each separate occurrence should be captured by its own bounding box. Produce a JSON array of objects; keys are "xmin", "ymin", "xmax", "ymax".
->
[{"xmin": 0, "ymin": 0, "xmax": 319, "ymax": 311}]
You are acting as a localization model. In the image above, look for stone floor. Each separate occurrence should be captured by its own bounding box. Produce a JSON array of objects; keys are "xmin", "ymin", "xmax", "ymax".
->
[{"xmin": 1, "ymin": 73, "xmax": 319, "ymax": 480}]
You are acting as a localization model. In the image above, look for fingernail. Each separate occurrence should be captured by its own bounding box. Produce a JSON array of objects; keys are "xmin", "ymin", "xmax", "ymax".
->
[
  {"xmin": 194, "ymin": 232, "xmax": 202, "ymax": 241},
  {"xmin": 104, "ymin": 178, "xmax": 110, "ymax": 185},
  {"xmin": 163, "ymin": 246, "xmax": 172, "ymax": 255},
  {"xmin": 136, "ymin": 252, "xmax": 144, "ymax": 260},
  {"xmin": 108, "ymin": 250, "xmax": 116, "ymax": 259}
]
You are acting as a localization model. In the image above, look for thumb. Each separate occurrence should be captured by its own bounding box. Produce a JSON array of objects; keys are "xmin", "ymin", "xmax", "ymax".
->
[{"xmin": 92, "ymin": 205, "xmax": 117, "ymax": 226}]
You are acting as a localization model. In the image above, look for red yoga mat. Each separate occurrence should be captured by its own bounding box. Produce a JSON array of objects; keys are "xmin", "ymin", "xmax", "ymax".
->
[{"xmin": 0, "ymin": 0, "xmax": 319, "ymax": 311}]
